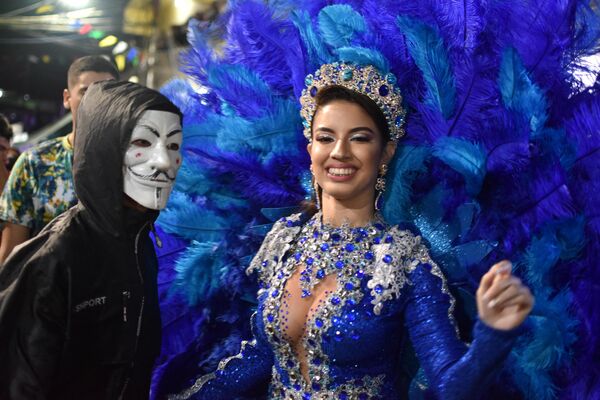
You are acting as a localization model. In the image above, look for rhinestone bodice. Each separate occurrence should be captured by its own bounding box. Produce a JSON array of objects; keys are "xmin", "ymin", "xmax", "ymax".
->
[{"xmin": 172, "ymin": 212, "xmax": 520, "ymax": 400}]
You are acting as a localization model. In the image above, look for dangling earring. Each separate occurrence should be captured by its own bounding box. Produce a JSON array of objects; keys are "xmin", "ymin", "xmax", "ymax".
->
[
  {"xmin": 375, "ymin": 164, "xmax": 388, "ymax": 211},
  {"xmin": 310, "ymin": 165, "xmax": 321, "ymax": 210}
]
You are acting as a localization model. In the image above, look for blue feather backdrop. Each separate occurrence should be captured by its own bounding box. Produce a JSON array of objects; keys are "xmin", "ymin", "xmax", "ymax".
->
[{"xmin": 153, "ymin": 1, "xmax": 600, "ymax": 398}]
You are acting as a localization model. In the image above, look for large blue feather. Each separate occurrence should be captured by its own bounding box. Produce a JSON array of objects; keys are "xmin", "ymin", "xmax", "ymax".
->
[
  {"xmin": 158, "ymin": 192, "xmax": 231, "ymax": 242},
  {"xmin": 173, "ymin": 241, "xmax": 223, "ymax": 306},
  {"xmin": 291, "ymin": 10, "xmax": 334, "ymax": 73},
  {"xmin": 397, "ymin": 15, "xmax": 457, "ymax": 119},
  {"xmin": 317, "ymin": 4, "xmax": 367, "ymax": 48},
  {"xmin": 430, "ymin": 0, "xmax": 485, "ymax": 56},
  {"xmin": 336, "ymin": 46, "xmax": 390, "ymax": 73},
  {"xmin": 226, "ymin": 0, "xmax": 304, "ymax": 94},
  {"xmin": 498, "ymin": 47, "xmax": 548, "ymax": 135},
  {"xmin": 383, "ymin": 145, "xmax": 430, "ymax": 224},
  {"xmin": 432, "ymin": 137, "xmax": 486, "ymax": 196}
]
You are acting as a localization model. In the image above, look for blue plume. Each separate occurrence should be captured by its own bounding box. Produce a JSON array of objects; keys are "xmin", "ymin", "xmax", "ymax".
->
[
  {"xmin": 498, "ymin": 47, "xmax": 548, "ymax": 135},
  {"xmin": 383, "ymin": 145, "xmax": 430, "ymax": 224},
  {"xmin": 317, "ymin": 4, "xmax": 367, "ymax": 48},
  {"xmin": 158, "ymin": 192, "xmax": 231, "ymax": 242},
  {"xmin": 206, "ymin": 63, "xmax": 273, "ymax": 118},
  {"xmin": 432, "ymin": 137, "xmax": 486, "ymax": 196},
  {"xmin": 361, "ymin": 0, "xmax": 417, "ymax": 77},
  {"xmin": 397, "ymin": 15, "xmax": 457, "ymax": 119},
  {"xmin": 430, "ymin": 0, "xmax": 485, "ymax": 55},
  {"xmin": 574, "ymin": 0, "xmax": 600, "ymax": 54},
  {"xmin": 336, "ymin": 46, "xmax": 390, "ymax": 73},
  {"xmin": 226, "ymin": 0, "xmax": 303, "ymax": 94},
  {"xmin": 173, "ymin": 158, "xmax": 211, "ymax": 196},
  {"xmin": 159, "ymin": 79, "xmax": 205, "ymax": 124},
  {"xmin": 173, "ymin": 241, "xmax": 223, "ymax": 306},
  {"xmin": 291, "ymin": 11, "xmax": 334, "ymax": 72},
  {"xmin": 187, "ymin": 146, "xmax": 306, "ymax": 206}
]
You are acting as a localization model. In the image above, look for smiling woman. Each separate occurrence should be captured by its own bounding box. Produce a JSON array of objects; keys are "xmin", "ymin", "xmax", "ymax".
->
[
  {"xmin": 306, "ymin": 86, "xmax": 396, "ymax": 226},
  {"xmin": 169, "ymin": 62, "xmax": 534, "ymax": 400}
]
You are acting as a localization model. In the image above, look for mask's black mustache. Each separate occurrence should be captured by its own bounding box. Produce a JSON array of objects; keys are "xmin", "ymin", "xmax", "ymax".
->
[{"xmin": 128, "ymin": 167, "xmax": 175, "ymax": 182}]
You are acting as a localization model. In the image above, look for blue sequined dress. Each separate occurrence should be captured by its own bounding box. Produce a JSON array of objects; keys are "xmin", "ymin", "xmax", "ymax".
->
[{"xmin": 171, "ymin": 212, "xmax": 520, "ymax": 399}]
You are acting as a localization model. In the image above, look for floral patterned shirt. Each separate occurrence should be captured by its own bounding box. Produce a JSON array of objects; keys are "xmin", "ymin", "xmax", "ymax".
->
[{"xmin": 0, "ymin": 135, "xmax": 76, "ymax": 236}]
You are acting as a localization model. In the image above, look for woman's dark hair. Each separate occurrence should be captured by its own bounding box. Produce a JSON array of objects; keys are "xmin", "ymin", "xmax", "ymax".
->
[
  {"xmin": 313, "ymin": 85, "xmax": 391, "ymax": 142},
  {"xmin": 301, "ymin": 85, "xmax": 391, "ymax": 215}
]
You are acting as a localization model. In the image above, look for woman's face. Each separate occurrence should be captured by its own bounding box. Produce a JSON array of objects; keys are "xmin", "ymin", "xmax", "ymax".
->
[{"xmin": 307, "ymin": 100, "xmax": 395, "ymax": 207}]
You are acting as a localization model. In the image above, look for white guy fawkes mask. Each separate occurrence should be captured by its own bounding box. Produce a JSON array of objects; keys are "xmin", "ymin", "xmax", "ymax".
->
[{"xmin": 123, "ymin": 109, "xmax": 183, "ymax": 210}]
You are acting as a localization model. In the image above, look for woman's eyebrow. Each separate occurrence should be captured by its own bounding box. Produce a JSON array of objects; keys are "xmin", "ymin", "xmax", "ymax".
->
[
  {"xmin": 348, "ymin": 127, "xmax": 375, "ymax": 134},
  {"xmin": 315, "ymin": 127, "xmax": 335, "ymax": 133}
]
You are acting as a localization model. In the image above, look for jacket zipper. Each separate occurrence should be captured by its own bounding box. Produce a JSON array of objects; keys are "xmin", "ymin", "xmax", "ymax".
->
[{"xmin": 118, "ymin": 221, "xmax": 149, "ymax": 399}]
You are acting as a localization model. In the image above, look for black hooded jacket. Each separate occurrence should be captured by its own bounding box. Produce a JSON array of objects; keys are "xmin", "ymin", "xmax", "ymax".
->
[{"xmin": 0, "ymin": 81, "xmax": 181, "ymax": 399}]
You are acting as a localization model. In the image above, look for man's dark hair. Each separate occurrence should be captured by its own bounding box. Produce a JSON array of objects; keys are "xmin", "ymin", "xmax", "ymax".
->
[
  {"xmin": 67, "ymin": 55, "xmax": 119, "ymax": 89},
  {"xmin": 0, "ymin": 114, "xmax": 13, "ymax": 142}
]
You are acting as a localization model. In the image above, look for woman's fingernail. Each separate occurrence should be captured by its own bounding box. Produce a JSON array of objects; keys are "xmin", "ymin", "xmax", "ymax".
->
[
  {"xmin": 496, "ymin": 261, "xmax": 512, "ymax": 275},
  {"xmin": 489, "ymin": 298, "xmax": 497, "ymax": 308}
]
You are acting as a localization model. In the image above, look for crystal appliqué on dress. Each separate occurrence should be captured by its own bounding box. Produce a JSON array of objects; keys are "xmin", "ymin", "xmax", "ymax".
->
[
  {"xmin": 271, "ymin": 367, "xmax": 385, "ymax": 400},
  {"xmin": 248, "ymin": 212, "xmax": 451, "ymax": 398},
  {"xmin": 292, "ymin": 212, "xmax": 387, "ymax": 298}
]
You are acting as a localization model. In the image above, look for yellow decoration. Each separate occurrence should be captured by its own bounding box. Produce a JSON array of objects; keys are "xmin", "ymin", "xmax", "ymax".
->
[
  {"xmin": 41, "ymin": 55, "xmax": 51, "ymax": 64},
  {"xmin": 36, "ymin": 5, "xmax": 54, "ymax": 14},
  {"xmin": 115, "ymin": 55, "xmax": 126, "ymax": 72},
  {"xmin": 99, "ymin": 35, "xmax": 118, "ymax": 48}
]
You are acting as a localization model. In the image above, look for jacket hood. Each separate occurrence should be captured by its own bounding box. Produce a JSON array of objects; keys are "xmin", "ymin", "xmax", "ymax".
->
[{"xmin": 73, "ymin": 80, "xmax": 181, "ymax": 238}]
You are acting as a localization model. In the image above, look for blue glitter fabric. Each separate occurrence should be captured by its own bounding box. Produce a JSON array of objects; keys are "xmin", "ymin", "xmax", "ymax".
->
[{"xmin": 170, "ymin": 213, "xmax": 520, "ymax": 399}]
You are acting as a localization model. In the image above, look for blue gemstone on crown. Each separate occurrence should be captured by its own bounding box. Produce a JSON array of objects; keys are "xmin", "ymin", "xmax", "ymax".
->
[
  {"xmin": 342, "ymin": 69, "xmax": 353, "ymax": 81},
  {"xmin": 305, "ymin": 75, "xmax": 313, "ymax": 86},
  {"xmin": 310, "ymin": 86, "xmax": 318, "ymax": 97},
  {"xmin": 379, "ymin": 85, "xmax": 389, "ymax": 96}
]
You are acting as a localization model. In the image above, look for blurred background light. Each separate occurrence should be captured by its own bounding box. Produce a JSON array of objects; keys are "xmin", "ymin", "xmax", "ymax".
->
[
  {"xmin": 59, "ymin": 0, "xmax": 90, "ymax": 9},
  {"xmin": 112, "ymin": 41, "xmax": 128, "ymax": 54}
]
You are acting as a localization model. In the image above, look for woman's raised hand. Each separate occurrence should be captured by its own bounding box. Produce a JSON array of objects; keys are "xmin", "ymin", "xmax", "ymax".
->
[{"xmin": 476, "ymin": 260, "xmax": 534, "ymax": 331}]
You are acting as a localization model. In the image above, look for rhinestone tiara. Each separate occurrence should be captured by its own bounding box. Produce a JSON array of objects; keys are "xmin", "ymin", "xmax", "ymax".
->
[{"xmin": 299, "ymin": 62, "xmax": 406, "ymax": 142}]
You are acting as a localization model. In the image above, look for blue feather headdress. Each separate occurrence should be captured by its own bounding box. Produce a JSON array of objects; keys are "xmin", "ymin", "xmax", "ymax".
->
[{"xmin": 153, "ymin": 1, "xmax": 600, "ymax": 398}]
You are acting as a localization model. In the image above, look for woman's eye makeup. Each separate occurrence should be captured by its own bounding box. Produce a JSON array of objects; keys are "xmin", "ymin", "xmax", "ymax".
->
[
  {"xmin": 315, "ymin": 135, "xmax": 335, "ymax": 143},
  {"xmin": 350, "ymin": 134, "xmax": 372, "ymax": 142}
]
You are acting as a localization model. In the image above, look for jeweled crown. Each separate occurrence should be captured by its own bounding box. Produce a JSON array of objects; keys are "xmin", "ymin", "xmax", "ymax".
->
[{"xmin": 299, "ymin": 62, "xmax": 406, "ymax": 142}]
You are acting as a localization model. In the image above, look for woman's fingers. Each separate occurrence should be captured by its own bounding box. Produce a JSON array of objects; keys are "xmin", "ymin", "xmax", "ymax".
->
[
  {"xmin": 478, "ymin": 260, "xmax": 512, "ymax": 295},
  {"xmin": 495, "ymin": 288, "xmax": 534, "ymax": 311},
  {"xmin": 483, "ymin": 275, "xmax": 522, "ymax": 304},
  {"xmin": 487, "ymin": 284, "xmax": 523, "ymax": 308}
]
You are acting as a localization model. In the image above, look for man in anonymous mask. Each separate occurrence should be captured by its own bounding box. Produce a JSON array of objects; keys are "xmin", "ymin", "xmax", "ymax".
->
[{"xmin": 0, "ymin": 80, "xmax": 182, "ymax": 399}]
